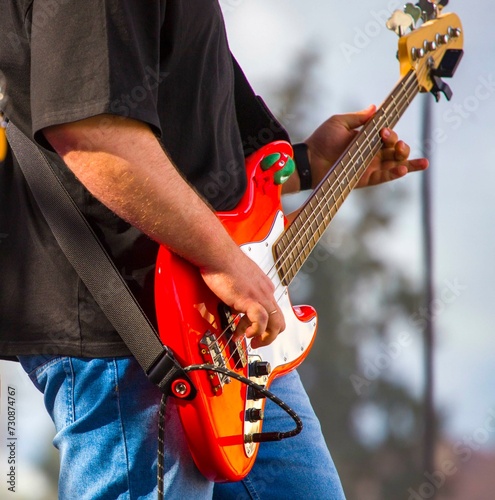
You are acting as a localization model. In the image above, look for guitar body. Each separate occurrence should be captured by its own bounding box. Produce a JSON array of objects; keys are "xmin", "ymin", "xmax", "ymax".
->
[
  {"xmin": 155, "ymin": 141, "xmax": 317, "ymax": 482},
  {"xmin": 0, "ymin": 124, "xmax": 6, "ymax": 163},
  {"xmin": 154, "ymin": 7, "xmax": 465, "ymax": 485}
]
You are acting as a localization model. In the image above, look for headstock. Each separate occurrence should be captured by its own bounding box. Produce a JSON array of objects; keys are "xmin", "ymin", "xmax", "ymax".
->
[{"xmin": 387, "ymin": 3, "xmax": 463, "ymax": 101}]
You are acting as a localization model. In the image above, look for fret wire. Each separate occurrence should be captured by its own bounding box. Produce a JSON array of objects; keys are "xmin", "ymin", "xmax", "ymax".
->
[
  {"xmin": 272, "ymin": 70, "xmax": 420, "ymax": 287},
  {"xmin": 274, "ymin": 76, "xmax": 419, "ymax": 287}
]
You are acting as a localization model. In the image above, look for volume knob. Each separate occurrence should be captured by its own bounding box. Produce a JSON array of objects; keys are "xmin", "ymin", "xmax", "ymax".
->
[
  {"xmin": 246, "ymin": 408, "xmax": 264, "ymax": 422},
  {"xmin": 249, "ymin": 361, "xmax": 271, "ymax": 378}
]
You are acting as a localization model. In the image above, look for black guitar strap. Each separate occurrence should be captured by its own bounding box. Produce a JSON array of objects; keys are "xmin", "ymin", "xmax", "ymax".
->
[{"xmin": 6, "ymin": 122, "xmax": 191, "ymax": 395}]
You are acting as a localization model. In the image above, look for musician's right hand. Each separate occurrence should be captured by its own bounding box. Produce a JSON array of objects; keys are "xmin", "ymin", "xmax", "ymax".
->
[{"xmin": 200, "ymin": 249, "xmax": 286, "ymax": 349}]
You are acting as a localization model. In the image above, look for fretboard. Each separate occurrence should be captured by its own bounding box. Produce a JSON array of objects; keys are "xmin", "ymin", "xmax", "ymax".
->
[{"xmin": 274, "ymin": 70, "xmax": 420, "ymax": 285}]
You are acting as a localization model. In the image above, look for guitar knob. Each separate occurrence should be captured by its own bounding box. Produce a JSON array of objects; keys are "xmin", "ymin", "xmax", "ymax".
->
[
  {"xmin": 260, "ymin": 153, "xmax": 281, "ymax": 171},
  {"xmin": 246, "ymin": 408, "xmax": 264, "ymax": 422},
  {"xmin": 247, "ymin": 385, "xmax": 266, "ymax": 401},
  {"xmin": 249, "ymin": 361, "xmax": 271, "ymax": 378}
]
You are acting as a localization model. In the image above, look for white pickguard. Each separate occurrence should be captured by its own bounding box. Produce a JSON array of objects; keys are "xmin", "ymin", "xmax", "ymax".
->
[{"xmin": 240, "ymin": 210, "xmax": 316, "ymax": 372}]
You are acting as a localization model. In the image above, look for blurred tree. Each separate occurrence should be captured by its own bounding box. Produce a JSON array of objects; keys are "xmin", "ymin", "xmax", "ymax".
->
[{"xmin": 270, "ymin": 48, "xmax": 437, "ymax": 499}]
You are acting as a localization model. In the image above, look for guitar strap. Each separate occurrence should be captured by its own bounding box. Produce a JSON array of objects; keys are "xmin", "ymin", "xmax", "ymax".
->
[
  {"xmin": 6, "ymin": 122, "xmax": 190, "ymax": 395},
  {"xmin": 5, "ymin": 56, "xmax": 289, "ymax": 393}
]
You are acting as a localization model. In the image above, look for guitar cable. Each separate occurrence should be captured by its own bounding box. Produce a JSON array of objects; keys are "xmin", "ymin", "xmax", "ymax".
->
[
  {"xmin": 157, "ymin": 394, "xmax": 167, "ymax": 500},
  {"xmin": 156, "ymin": 363, "xmax": 303, "ymax": 500}
]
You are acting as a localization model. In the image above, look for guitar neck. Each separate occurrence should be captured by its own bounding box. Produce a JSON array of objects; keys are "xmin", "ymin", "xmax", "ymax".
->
[{"xmin": 274, "ymin": 70, "xmax": 420, "ymax": 285}]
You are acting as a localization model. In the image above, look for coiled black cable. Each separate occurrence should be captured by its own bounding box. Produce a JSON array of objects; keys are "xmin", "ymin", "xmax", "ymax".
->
[{"xmin": 157, "ymin": 364, "xmax": 303, "ymax": 499}]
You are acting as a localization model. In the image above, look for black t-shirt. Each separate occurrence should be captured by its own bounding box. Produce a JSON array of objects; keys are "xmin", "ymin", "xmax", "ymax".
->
[{"xmin": 0, "ymin": 0, "xmax": 247, "ymax": 357}]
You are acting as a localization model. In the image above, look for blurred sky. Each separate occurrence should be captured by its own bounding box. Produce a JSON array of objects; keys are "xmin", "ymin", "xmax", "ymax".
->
[
  {"xmin": 0, "ymin": 0, "xmax": 494, "ymax": 497},
  {"xmin": 223, "ymin": 0, "xmax": 495, "ymax": 441}
]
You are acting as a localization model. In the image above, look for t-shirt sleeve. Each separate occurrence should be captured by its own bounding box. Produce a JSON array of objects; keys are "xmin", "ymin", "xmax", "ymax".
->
[{"xmin": 29, "ymin": 0, "xmax": 163, "ymax": 141}]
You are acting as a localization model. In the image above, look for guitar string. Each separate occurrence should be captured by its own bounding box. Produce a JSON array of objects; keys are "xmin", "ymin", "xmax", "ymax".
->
[
  {"xmin": 213, "ymin": 67, "xmax": 425, "ymax": 368},
  {"xmin": 211, "ymin": 81, "xmax": 417, "ymax": 371},
  {"xmin": 215, "ymin": 69, "xmax": 422, "ymax": 368},
  {"xmin": 268, "ymin": 70, "xmax": 421, "ymax": 291},
  {"xmin": 223, "ymin": 69, "xmax": 422, "ymax": 368},
  {"xmin": 273, "ymin": 67, "xmax": 427, "ymax": 288}
]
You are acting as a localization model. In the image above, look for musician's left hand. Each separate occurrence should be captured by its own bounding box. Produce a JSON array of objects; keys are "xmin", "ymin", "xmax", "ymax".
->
[{"xmin": 303, "ymin": 105, "xmax": 428, "ymax": 189}]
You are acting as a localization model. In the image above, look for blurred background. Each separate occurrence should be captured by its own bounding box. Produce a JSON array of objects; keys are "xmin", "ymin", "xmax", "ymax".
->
[{"xmin": 1, "ymin": 1, "xmax": 493, "ymax": 498}]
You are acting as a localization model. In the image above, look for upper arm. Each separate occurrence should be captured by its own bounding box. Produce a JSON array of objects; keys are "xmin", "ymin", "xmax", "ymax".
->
[
  {"xmin": 30, "ymin": 0, "xmax": 164, "ymax": 145},
  {"xmin": 42, "ymin": 114, "xmax": 155, "ymax": 162}
]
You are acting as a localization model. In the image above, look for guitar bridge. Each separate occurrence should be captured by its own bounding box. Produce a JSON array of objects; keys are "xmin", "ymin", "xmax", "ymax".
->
[
  {"xmin": 220, "ymin": 305, "xmax": 248, "ymax": 369},
  {"xmin": 199, "ymin": 331, "xmax": 231, "ymax": 394}
]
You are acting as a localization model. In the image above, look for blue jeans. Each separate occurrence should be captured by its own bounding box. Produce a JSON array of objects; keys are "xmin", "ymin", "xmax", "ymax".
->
[{"xmin": 18, "ymin": 355, "xmax": 346, "ymax": 499}]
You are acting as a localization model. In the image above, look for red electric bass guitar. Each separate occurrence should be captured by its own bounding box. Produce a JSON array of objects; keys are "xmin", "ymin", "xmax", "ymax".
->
[{"xmin": 155, "ymin": 10, "xmax": 463, "ymax": 483}]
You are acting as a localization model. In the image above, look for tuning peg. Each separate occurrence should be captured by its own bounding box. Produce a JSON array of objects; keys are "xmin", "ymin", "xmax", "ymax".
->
[
  {"xmin": 447, "ymin": 26, "xmax": 462, "ymax": 38},
  {"xmin": 435, "ymin": 33, "xmax": 450, "ymax": 45},
  {"xmin": 386, "ymin": 10, "xmax": 415, "ymax": 36},
  {"xmin": 430, "ymin": 75, "xmax": 453, "ymax": 102},
  {"xmin": 432, "ymin": 0, "xmax": 449, "ymax": 15},
  {"xmin": 404, "ymin": 3, "xmax": 422, "ymax": 25},
  {"xmin": 416, "ymin": 0, "xmax": 437, "ymax": 21}
]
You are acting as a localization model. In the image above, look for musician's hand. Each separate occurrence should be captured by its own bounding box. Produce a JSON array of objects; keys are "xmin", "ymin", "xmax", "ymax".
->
[
  {"xmin": 200, "ymin": 250, "xmax": 285, "ymax": 349},
  {"xmin": 304, "ymin": 105, "xmax": 428, "ymax": 188}
]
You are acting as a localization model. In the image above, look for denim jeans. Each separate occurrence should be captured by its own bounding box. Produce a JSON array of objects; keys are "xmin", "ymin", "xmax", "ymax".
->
[{"xmin": 18, "ymin": 355, "xmax": 346, "ymax": 499}]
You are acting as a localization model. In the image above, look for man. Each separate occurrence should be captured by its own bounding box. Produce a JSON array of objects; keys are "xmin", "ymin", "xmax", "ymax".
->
[{"xmin": 0, "ymin": 1, "xmax": 427, "ymax": 498}]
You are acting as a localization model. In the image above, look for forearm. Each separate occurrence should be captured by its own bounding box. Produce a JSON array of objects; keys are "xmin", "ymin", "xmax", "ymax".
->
[
  {"xmin": 43, "ymin": 115, "xmax": 239, "ymax": 271},
  {"xmin": 43, "ymin": 113, "xmax": 286, "ymax": 345}
]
